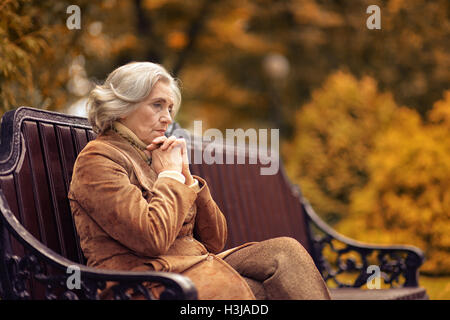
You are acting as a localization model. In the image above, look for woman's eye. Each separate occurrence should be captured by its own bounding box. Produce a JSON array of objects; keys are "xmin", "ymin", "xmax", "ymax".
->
[{"xmin": 153, "ymin": 103, "xmax": 162, "ymax": 108}]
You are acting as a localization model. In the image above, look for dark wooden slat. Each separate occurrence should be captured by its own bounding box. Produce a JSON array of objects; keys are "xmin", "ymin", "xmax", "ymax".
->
[
  {"xmin": 40, "ymin": 122, "xmax": 79, "ymax": 261},
  {"xmin": 262, "ymin": 171, "xmax": 290, "ymax": 238},
  {"xmin": 244, "ymin": 163, "xmax": 275, "ymax": 242},
  {"xmin": 229, "ymin": 164, "xmax": 257, "ymax": 242},
  {"xmin": 205, "ymin": 164, "xmax": 226, "ymax": 214},
  {"xmin": 246, "ymin": 164, "xmax": 275, "ymax": 240},
  {"xmin": 192, "ymin": 152, "xmax": 227, "ymax": 216},
  {"xmin": 0, "ymin": 176, "xmax": 21, "ymax": 222},
  {"xmin": 15, "ymin": 129, "xmax": 42, "ymax": 242},
  {"xmin": 21, "ymin": 121, "xmax": 60, "ymax": 253},
  {"xmin": 273, "ymin": 172, "xmax": 297, "ymax": 238},
  {"xmin": 55, "ymin": 125, "xmax": 85, "ymax": 263},
  {"xmin": 212, "ymin": 164, "xmax": 237, "ymax": 248},
  {"xmin": 11, "ymin": 134, "xmax": 46, "ymax": 299},
  {"xmin": 87, "ymin": 130, "xmax": 97, "ymax": 142},
  {"xmin": 282, "ymin": 182, "xmax": 311, "ymax": 250},
  {"xmin": 291, "ymin": 192, "xmax": 311, "ymax": 250},
  {"xmin": 202, "ymin": 161, "xmax": 239, "ymax": 248},
  {"xmin": 237, "ymin": 164, "xmax": 260, "ymax": 241},
  {"xmin": 210, "ymin": 165, "xmax": 239, "ymax": 248},
  {"xmin": 55, "ymin": 125, "xmax": 77, "ymax": 194},
  {"xmin": 235, "ymin": 163, "xmax": 264, "ymax": 242},
  {"xmin": 219, "ymin": 163, "xmax": 250, "ymax": 248},
  {"xmin": 71, "ymin": 127, "xmax": 89, "ymax": 154},
  {"xmin": 210, "ymin": 161, "xmax": 227, "ymax": 216},
  {"xmin": 0, "ymin": 176, "xmax": 25, "ymax": 258}
]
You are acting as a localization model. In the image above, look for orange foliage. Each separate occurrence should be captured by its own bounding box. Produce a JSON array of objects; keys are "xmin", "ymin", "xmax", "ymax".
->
[
  {"xmin": 284, "ymin": 71, "xmax": 398, "ymax": 223},
  {"xmin": 286, "ymin": 72, "xmax": 450, "ymax": 275}
]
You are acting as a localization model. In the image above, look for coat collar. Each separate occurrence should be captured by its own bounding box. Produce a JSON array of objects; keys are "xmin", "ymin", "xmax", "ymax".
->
[
  {"xmin": 96, "ymin": 127, "xmax": 158, "ymax": 190},
  {"xmin": 112, "ymin": 121, "xmax": 148, "ymax": 150},
  {"xmin": 108, "ymin": 121, "xmax": 152, "ymax": 165}
]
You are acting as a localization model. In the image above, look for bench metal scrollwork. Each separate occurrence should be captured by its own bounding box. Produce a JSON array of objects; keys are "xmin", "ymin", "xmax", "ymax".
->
[{"xmin": 299, "ymin": 190, "xmax": 424, "ymax": 289}]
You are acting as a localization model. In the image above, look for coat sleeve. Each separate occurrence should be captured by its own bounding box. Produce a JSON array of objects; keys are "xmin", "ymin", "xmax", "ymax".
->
[
  {"xmin": 192, "ymin": 176, "xmax": 228, "ymax": 253},
  {"xmin": 68, "ymin": 142, "xmax": 197, "ymax": 257}
]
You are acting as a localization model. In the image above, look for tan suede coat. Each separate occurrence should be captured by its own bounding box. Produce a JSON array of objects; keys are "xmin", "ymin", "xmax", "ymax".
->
[{"xmin": 68, "ymin": 129, "xmax": 255, "ymax": 299}]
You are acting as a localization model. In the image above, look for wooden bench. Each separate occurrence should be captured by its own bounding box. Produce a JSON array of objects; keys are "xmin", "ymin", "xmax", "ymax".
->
[{"xmin": 0, "ymin": 107, "xmax": 428, "ymax": 300}]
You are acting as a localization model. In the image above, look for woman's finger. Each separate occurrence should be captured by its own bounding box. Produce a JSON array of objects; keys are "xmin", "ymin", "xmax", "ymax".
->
[
  {"xmin": 178, "ymin": 138, "xmax": 187, "ymax": 150},
  {"xmin": 181, "ymin": 144, "xmax": 189, "ymax": 166},
  {"xmin": 160, "ymin": 135, "xmax": 177, "ymax": 150},
  {"xmin": 167, "ymin": 138, "xmax": 186, "ymax": 151},
  {"xmin": 146, "ymin": 143, "xmax": 161, "ymax": 152},
  {"xmin": 151, "ymin": 136, "xmax": 168, "ymax": 145},
  {"xmin": 147, "ymin": 136, "xmax": 168, "ymax": 151}
]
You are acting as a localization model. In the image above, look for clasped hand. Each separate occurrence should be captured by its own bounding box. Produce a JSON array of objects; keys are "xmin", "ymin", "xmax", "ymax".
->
[{"xmin": 144, "ymin": 136, "xmax": 193, "ymax": 185}]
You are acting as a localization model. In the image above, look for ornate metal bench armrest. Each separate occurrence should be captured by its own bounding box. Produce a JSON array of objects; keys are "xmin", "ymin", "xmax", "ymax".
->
[
  {"xmin": 0, "ymin": 191, "xmax": 197, "ymax": 300},
  {"xmin": 299, "ymin": 191, "xmax": 425, "ymax": 288}
]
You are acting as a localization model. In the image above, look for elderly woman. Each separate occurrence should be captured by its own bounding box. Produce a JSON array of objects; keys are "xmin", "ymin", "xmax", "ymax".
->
[{"xmin": 68, "ymin": 62, "xmax": 330, "ymax": 300}]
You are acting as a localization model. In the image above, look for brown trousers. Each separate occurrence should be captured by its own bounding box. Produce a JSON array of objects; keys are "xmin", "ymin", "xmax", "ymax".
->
[{"xmin": 224, "ymin": 237, "xmax": 331, "ymax": 300}]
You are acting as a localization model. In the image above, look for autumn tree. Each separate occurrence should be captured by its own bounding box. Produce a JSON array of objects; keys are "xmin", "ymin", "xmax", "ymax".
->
[
  {"xmin": 0, "ymin": 0, "xmax": 98, "ymax": 112},
  {"xmin": 2, "ymin": 0, "xmax": 449, "ymax": 137},
  {"xmin": 283, "ymin": 70, "xmax": 398, "ymax": 223},
  {"xmin": 179, "ymin": 0, "xmax": 450, "ymax": 132},
  {"xmin": 338, "ymin": 91, "xmax": 450, "ymax": 275}
]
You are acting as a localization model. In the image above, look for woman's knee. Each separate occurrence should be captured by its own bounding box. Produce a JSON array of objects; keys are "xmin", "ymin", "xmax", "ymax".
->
[
  {"xmin": 266, "ymin": 237, "xmax": 306, "ymax": 253},
  {"xmin": 265, "ymin": 237, "xmax": 313, "ymax": 266}
]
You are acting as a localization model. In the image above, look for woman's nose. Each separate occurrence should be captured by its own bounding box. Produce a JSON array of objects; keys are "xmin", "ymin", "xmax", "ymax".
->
[{"xmin": 160, "ymin": 111, "xmax": 172, "ymax": 124}]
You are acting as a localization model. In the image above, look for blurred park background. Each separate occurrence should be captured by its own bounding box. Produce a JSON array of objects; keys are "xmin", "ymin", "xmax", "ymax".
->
[{"xmin": 1, "ymin": 0, "xmax": 449, "ymax": 298}]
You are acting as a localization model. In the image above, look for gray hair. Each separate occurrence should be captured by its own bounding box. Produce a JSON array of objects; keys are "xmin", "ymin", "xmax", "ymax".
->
[{"xmin": 86, "ymin": 62, "xmax": 181, "ymax": 134}]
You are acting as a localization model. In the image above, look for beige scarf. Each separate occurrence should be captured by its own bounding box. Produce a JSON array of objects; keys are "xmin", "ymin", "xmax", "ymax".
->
[{"xmin": 111, "ymin": 121, "xmax": 152, "ymax": 165}]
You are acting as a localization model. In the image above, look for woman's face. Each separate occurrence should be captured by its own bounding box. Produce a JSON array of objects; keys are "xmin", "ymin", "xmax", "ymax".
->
[{"xmin": 119, "ymin": 80, "xmax": 175, "ymax": 145}]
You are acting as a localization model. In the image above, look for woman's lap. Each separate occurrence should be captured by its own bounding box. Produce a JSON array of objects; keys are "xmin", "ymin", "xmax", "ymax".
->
[{"xmin": 223, "ymin": 237, "xmax": 331, "ymax": 300}]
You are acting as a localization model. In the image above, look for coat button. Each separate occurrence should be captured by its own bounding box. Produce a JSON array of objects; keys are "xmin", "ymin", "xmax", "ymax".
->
[
  {"xmin": 206, "ymin": 255, "xmax": 213, "ymax": 262},
  {"xmin": 186, "ymin": 236, "xmax": 194, "ymax": 242}
]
